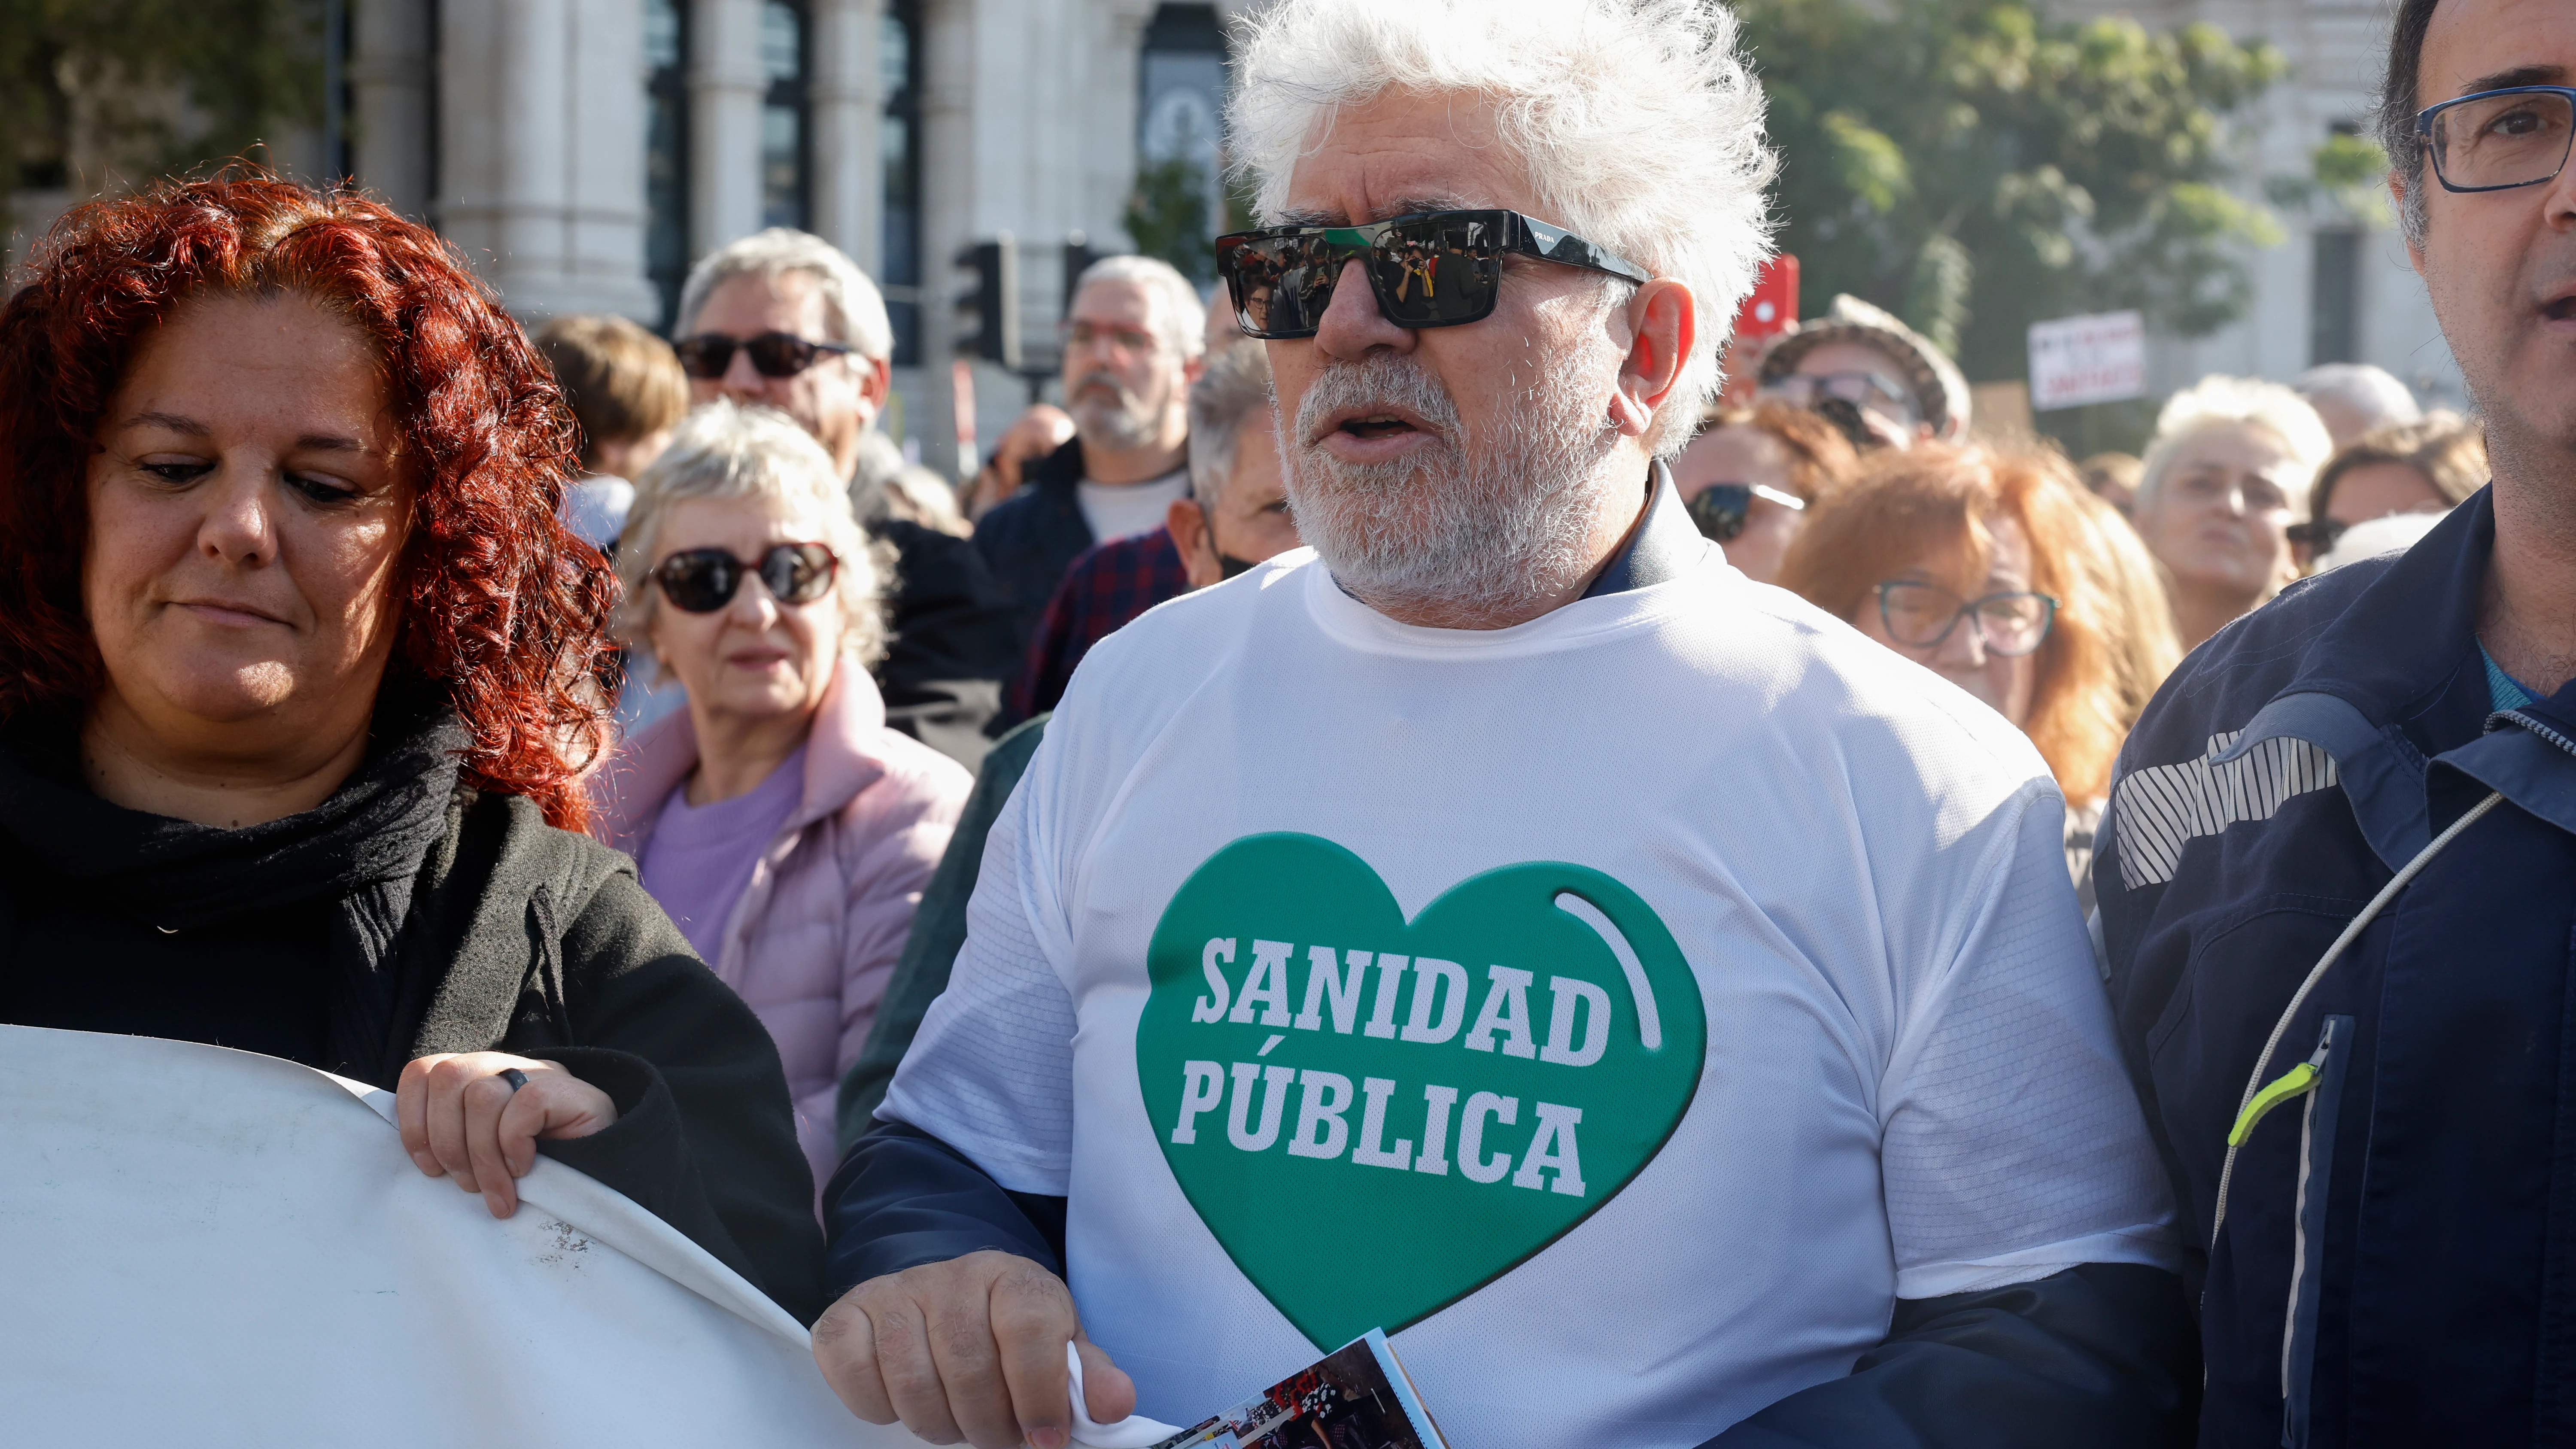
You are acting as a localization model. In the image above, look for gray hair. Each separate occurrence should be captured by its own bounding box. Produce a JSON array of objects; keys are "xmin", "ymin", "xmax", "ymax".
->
[
  {"xmin": 1226, "ymin": 0, "xmax": 1777, "ymax": 454},
  {"xmin": 1073, "ymin": 253, "xmax": 1208, "ymax": 360},
  {"xmin": 614, "ymin": 401, "xmax": 885, "ymax": 668},
  {"xmin": 676, "ymin": 228, "xmax": 894, "ymax": 362},
  {"xmin": 2138, "ymin": 375, "xmax": 2336, "ymax": 516},
  {"xmin": 2294, "ymin": 363, "xmax": 2422, "ymax": 433},
  {"xmin": 1187, "ymin": 343, "xmax": 1277, "ymax": 507}
]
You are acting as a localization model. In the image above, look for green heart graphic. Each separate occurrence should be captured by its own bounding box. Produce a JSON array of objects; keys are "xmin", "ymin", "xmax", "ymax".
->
[{"xmin": 1137, "ymin": 832, "xmax": 1706, "ymax": 1350}]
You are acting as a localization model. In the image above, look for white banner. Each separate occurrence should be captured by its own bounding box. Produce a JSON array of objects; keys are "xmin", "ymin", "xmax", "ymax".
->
[
  {"xmin": 2027, "ymin": 310, "xmax": 2146, "ymax": 411},
  {"xmin": 0, "ymin": 1025, "xmax": 925, "ymax": 1447}
]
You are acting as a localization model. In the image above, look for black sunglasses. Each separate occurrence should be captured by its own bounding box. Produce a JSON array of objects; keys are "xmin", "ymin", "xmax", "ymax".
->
[
  {"xmin": 651, "ymin": 543, "xmax": 839, "ymax": 613},
  {"xmin": 1686, "ymin": 483, "xmax": 1808, "ymax": 543},
  {"xmin": 672, "ymin": 331, "xmax": 853, "ymax": 380},
  {"xmin": 2415, "ymin": 85, "xmax": 2576, "ymax": 194},
  {"xmin": 2285, "ymin": 517, "xmax": 2352, "ymax": 554},
  {"xmin": 1213, "ymin": 209, "xmax": 1649, "ymax": 340}
]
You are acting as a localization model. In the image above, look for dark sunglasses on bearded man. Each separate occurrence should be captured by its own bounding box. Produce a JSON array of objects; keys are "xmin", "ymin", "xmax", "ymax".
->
[
  {"xmin": 650, "ymin": 543, "xmax": 840, "ymax": 613},
  {"xmin": 1213, "ymin": 209, "xmax": 1650, "ymax": 340}
]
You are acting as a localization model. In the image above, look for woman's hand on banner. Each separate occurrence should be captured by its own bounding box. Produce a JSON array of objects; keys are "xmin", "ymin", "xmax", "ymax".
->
[
  {"xmin": 811, "ymin": 1249, "xmax": 1136, "ymax": 1449},
  {"xmin": 395, "ymin": 1053, "xmax": 619, "ymax": 1219}
]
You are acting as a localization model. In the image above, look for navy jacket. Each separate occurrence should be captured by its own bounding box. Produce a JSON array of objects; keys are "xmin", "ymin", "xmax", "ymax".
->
[
  {"xmin": 2099, "ymin": 489, "xmax": 2576, "ymax": 1446},
  {"xmin": 971, "ymin": 437, "xmax": 1099, "ymax": 671}
]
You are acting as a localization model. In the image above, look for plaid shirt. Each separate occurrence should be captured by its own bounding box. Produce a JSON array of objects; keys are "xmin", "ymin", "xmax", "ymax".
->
[{"xmin": 1009, "ymin": 524, "xmax": 1190, "ymax": 720}]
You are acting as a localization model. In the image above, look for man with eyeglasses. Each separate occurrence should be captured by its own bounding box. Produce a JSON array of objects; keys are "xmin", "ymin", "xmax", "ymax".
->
[
  {"xmin": 674, "ymin": 228, "xmax": 1021, "ymax": 769},
  {"xmin": 814, "ymin": 3, "xmax": 2187, "ymax": 1446},
  {"xmin": 2095, "ymin": 2, "xmax": 2576, "ymax": 1443},
  {"xmin": 972, "ymin": 255, "xmax": 1208, "ymax": 674},
  {"xmin": 1756, "ymin": 294, "xmax": 1971, "ymax": 451}
]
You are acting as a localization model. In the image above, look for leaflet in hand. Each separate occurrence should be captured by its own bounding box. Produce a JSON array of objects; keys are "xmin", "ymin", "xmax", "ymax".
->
[{"xmin": 1145, "ymin": 1329, "xmax": 1447, "ymax": 1449}]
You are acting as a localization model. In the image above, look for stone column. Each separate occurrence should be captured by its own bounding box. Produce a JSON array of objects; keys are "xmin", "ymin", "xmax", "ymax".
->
[
  {"xmin": 916, "ymin": 0, "xmax": 975, "ymax": 479},
  {"xmin": 690, "ymin": 0, "xmax": 766, "ymax": 257},
  {"xmin": 1092, "ymin": 1, "xmax": 1159, "ymax": 248},
  {"xmin": 563, "ymin": 0, "xmax": 659, "ymax": 319},
  {"xmin": 810, "ymin": 0, "xmax": 886, "ymax": 273},
  {"xmin": 439, "ymin": 0, "xmax": 571, "ymax": 311},
  {"xmin": 349, "ymin": 0, "xmax": 434, "ymax": 219}
]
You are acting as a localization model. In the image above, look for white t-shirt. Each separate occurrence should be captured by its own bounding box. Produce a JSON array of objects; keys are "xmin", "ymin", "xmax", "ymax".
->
[
  {"xmin": 881, "ymin": 545, "xmax": 2176, "ymax": 1446},
  {"xmin": 1076, "ymin": 466, "xmax": 1192, "ymax": 544}
]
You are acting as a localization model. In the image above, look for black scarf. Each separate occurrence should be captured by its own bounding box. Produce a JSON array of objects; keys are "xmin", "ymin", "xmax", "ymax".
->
[{"xmin": 0, "ymin": 693, "xmax": 468, "ymax": 1080}]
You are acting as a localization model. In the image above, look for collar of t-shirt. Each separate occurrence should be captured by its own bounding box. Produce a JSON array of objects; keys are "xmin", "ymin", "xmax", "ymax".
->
[
  {"xmin": 1076, "ymin": 466, "xmax": 1193, "ymax": 544},
  {"xmin": 2483, "ymin": 644, "xmax": 2540, "ymax": 713}
]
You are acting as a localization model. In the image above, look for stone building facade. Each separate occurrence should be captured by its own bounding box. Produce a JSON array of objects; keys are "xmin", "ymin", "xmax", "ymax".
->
[{"xmin": 345, "ymin": 0, "xmax": 1248, "ymax": 476}]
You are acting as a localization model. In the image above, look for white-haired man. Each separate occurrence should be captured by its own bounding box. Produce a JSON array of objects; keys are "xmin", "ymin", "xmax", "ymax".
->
[
  {"xmin": 817, "ymin": 4, "xmax": 2189, "ymax": 1446},
  {"xmin": 676, "ymin": 228, "xmax": 1020, "ymax": 766},
  {"xmin": 975, "ymin": 255, "xmax": 1207, "ymax": 666},
  {"xmin": 2293, "ymin": 361, "xmax": 2424, "ymax": 449}
]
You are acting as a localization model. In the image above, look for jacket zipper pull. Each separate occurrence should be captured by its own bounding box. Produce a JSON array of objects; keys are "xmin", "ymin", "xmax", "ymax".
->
[{"xmin": 2228, "ymin": 1033, "xmax": 2335, "ymax": 1147}]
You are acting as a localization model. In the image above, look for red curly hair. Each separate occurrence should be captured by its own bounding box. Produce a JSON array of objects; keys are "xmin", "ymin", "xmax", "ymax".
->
[{"xmin": 0, "ymin": 172, "xmax": 613, "ymax": 828}]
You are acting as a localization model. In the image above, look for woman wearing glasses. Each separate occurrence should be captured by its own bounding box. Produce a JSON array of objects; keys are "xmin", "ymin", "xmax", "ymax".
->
[
  {"xmin": 0, "ymin": 175, "xmax": 824, "ymax": 1319},
  {"xmin": 596, "ymin": 402, "xmax": 969, "ymax": 1200},
  {"xmin": 1670, "ymin": 400, "xmax": 1858, "ymax": 584},
  {"xmin": 1781, "ymin": 446, "xmax": 2180, "ymax": 907}
]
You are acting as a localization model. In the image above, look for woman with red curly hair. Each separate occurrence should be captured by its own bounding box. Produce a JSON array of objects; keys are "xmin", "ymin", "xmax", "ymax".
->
[{"xmin": 0, "ymin": 174, "xmax": 821, "ymax": 1321}]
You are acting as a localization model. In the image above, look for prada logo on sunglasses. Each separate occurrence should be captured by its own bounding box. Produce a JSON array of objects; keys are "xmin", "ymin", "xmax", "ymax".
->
[
  {"xmin": 673, "ymin": 332, "xmax": 853, "ymax": 380},
  {"xmin": 651, "ymin": 544, "xmax": 840, "ymax": 613},
  {"xmin": 1213, "ymin": 209, "xmax": 1650, "ymax": 341}
]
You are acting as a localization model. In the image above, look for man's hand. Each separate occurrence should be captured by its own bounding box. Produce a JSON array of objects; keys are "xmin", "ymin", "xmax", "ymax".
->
[
  {"xmin": 813, "ymin": 1250, "xmax": 1136, "ymax": 1449},
  {"xmin": 395, "ymin": 1053, "xmax": 618, "ymax": 1220},
  {"xmin": 969, "ymin": 405, "xmax": 1076, "ymax": 520}
]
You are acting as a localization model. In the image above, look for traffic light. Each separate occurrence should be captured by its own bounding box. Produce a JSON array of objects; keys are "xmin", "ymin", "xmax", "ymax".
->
[
  {"xmin": 1062, "ymin": 232, "xmax": 1104, "ymax": 317},
  {"xmin": 955, "ymin": 234, "xmax": 1021, "ymax": 370}
]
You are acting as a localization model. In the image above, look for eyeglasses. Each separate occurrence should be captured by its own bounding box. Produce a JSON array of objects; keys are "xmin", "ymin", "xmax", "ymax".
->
[
  {"xmin": 1063, "ymin": 320, "xmax": 1161, "ymax": 356},
  {"xmin": 650, "ymin": 543, "xmax": 839, "ymax": 613},
  {"xmin": 1762, "ymin": 371, "xmax": 1919, "ymax": 425},
  {"xmin": 1686, "ymin": 483, "xmax": 1807, "ymax": 543},
  {"xmin": 2417, "ymin": 86, "xmax": 2576, "ymax": 193},
  {"xmin": 1874, "ymin": 580, "xmax": 2058, "ymax": 657},
  {"xmin": 1212, "ymin": 209, "xmax": 1649, "ymax": 340},
  {"xmin": 2285, "ymin": 517, "xmax": 2349, "ymax": 553},
  {"xmin": 672, "ymin": 331, "xmax": 853, "ymax": 380}
]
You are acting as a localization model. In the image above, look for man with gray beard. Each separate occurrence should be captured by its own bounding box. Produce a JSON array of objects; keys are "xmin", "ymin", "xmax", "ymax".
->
[
  {"xmin": 974, "ymin": 255, "xmax": 1206, "ymax": 669},
  {"xmin": 819, "ymin": 3, "xmax": 2192, "ymax": 1446}
]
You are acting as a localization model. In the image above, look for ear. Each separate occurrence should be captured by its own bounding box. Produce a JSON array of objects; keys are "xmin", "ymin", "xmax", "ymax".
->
[
  {"xmin": 1611, "ymin": 279, "xmax": 1695, "ymax": 438},
  {"xmin": 1167, "ymin": 496, "xmax": 1222, "ymax": 590},
  {"xmin": 860, "ymin": 355, "xmax": 894, "ymax": 412},
  {"xmin": 1182, "ymin": 352, "xmax": 1209, "ymax": 388},
  {"xmin": 2391, "ymin": 173, "xmax": 2427, "ymax": 275}
]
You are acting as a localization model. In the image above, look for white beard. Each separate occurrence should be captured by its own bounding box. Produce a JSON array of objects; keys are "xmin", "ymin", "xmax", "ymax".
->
[
  {"xmin": 1282, "ymin": 349, "xmax": 1626, "ymax": 620},
  {"xmin": 1069, "ymin": 369, "xmax": 1166, "ymax": 453}
]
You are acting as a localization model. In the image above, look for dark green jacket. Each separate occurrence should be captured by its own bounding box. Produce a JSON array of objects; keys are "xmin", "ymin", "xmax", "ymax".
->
[{"xmin": 836, "ymin": 714, "xmax": 1048, "ymax": 1151}]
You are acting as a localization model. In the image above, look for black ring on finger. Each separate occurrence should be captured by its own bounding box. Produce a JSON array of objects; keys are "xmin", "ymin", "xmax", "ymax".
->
[{"xmin": 499, "ymin": 1068, "xmax": 530, "ymax": 1092}]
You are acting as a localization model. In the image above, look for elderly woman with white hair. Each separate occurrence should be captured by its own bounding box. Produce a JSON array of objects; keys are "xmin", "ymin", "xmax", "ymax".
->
[
  {"xmin": 2130, "ymin": 375, "xmax": 2336, "ymax": 650},
  {"xmin": 595, "ymin": 402, "xmax": 970, "ymax": 1195}
]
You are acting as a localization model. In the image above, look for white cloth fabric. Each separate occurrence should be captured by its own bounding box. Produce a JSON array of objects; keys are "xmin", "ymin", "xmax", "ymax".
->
[
  {"xmin": 564, "ymin": 474, "xmax": 636, "ymax": 550},
  {"xmin": 1075, "ymin": 466, "xmax": 1192, "ymax": 544},
  {"xmin": 881, "ymin": 546, "xmax": 2178, "ymax": 1446},
  {"xmin": 0, "ymin": 1025, "xmax": 923, "ymax": 1447}
]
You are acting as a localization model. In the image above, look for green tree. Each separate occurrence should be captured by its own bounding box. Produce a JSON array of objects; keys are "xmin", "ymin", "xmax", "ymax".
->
[
  {"xmin": 1125, "ymin": 154, "xmax": 1215, "ymax": 284},
  {"xmin": 1739, "ymin": 0, "xmax": 2288, "ymax": 417},
  {"xmin": 1, "ymin": 0, "xmax": 321, "ymax": 224}
]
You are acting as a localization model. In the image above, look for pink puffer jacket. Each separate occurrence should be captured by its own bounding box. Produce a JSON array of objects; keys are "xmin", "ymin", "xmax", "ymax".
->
[{"xmin": 592, "ymin": 661, "xmax": 970, "ymax": 1198}]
